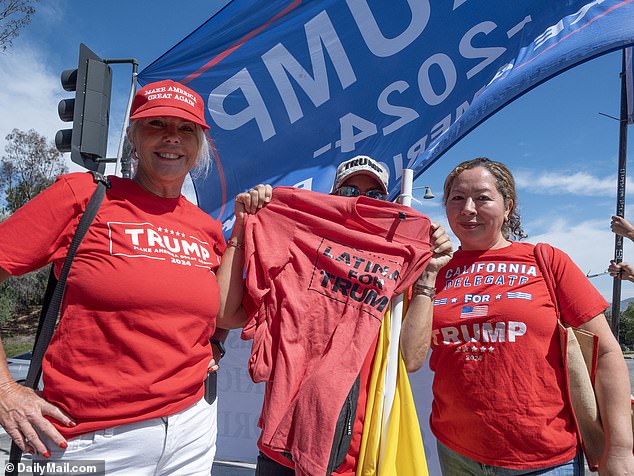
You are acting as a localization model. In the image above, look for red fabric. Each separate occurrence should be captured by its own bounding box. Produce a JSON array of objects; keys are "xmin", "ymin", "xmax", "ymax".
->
[
  {"xmin": 332, "ymin": 334, "xmax": 378, "ymax": 475},
  {"xmin": 0, "ymin": 173, "xmax": 225, "ymax": 438},
  {"xmin": 430, "ymin": 241, "xmax": 608, "ymax": 469},
  {"xmin": 242, "ymin": 186, "xmax": 433, "ymax": 476},
  {"xmin": 257, "ymin": 334, "xmax": 379, "ymax": 475}
]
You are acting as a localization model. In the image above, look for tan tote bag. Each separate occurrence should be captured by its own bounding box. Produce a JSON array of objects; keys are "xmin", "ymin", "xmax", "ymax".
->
[{"xmin": 535, "ymin": 243, "xmax": 603, "ymax": 471}]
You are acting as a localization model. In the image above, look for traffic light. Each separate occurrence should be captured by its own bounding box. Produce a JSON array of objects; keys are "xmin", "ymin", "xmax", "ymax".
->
[{"xmin": 56, "ymin": 43, "xmax": 112, "ymax": 172}]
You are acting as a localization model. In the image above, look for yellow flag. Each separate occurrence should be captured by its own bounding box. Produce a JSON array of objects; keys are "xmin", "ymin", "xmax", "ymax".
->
[{"xmin": 356, "ymin": 297, "xmax": 428, "ymax": 476}]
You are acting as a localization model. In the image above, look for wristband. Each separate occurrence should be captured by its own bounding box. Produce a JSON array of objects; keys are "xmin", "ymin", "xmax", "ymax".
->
[
  {"xmin": 227, "ymin": 239, "xmax": 244, "ymax": 249},
  {"xmin": 412, "ymin": 282, "xmax": 435, "ymax": 299},
  {"xmin": 210, "ymin": 338, "xmax": 226, "ymax": 359}
]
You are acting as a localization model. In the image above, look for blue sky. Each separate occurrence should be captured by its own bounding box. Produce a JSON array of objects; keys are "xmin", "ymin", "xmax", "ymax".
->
[{"xmin": 0, "ymin": 1, "xmax": 633, "ymax": 302}]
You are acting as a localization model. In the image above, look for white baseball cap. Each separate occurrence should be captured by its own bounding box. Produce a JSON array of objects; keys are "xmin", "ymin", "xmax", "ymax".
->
[{"xmin": 333, "ymin": 155, "xmax": 389, "ymax": 194}]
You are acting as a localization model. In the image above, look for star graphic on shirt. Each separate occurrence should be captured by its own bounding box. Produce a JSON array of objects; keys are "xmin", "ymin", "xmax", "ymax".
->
[
  {"xmin": 471, "ymin": 346, "xmax": 478, "ymax": 352},
  {"xmin": 170, "ymin": 230, "xmax": 175, "ymax": 235},
  {"xmin": 488, "ymin": 347, "xmax": 495, "ymax": 353},
  {"xmin": 163, "ymin": 228, "xmax": 170, "ymax": 234},
  {"xmin": 451, "ymin": 297, "xmax": 458, "ymax": 303},
  {"xmin": 495, "ymin": 294, "xmax": 502, "ymax": 300},
  {"xmin": 157, "ymin": 227, "xmax": 163, "ymax": 232},
  {"xmin": 479, "ymin": 347, "xmax": 487, "ymax": 353}
]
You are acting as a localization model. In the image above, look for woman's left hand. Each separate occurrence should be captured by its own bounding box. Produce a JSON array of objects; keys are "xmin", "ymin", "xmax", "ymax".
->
[
  {"xmin": 234, "ymin": 184, "xmax": 272, "ymax": 222},
  {"xmin": 608, "ymin": 260, "xmax": 634, "ymax": 282}
]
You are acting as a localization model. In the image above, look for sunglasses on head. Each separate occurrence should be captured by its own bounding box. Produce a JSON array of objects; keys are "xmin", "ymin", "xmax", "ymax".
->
[{"xmin": 334, "ymin": 185, "xmax": 389, "ymax": 201}]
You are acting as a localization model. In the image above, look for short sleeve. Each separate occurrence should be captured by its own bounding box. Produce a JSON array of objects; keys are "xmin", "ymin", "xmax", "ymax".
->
[
  {"xmin": 550, "ymin": 246, "xmax": 609, "ymax": 326},
  {"xmin": 208, "ymin": 220, "xmax": 226, "ymax": 273},
  {"xmin": 0, "ymin": 174, "xmax": 87, "ymax": 275}
]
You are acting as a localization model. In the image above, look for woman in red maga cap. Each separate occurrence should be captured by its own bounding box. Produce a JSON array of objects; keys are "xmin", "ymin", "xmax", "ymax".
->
[{"xmin": 0, "ymin": 80, "xmax": 270, "ymax": 475}]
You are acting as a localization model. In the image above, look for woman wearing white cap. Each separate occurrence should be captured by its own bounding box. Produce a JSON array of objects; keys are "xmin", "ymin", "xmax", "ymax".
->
[{"xmin": 0, "ymin": 80, "xmax": 269, "ymax": 474}]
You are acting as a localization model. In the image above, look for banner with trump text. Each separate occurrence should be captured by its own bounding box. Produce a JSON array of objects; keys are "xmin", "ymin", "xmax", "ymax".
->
[{"xmin": 139, "ymin": 0, "xmax": 634, "ymax": 230}]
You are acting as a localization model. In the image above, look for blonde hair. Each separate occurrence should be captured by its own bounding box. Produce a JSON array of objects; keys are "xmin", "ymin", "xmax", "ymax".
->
[
  {"xmin": 443, "ymin": 157, "xmax": 527, "ymax": 240},
  {"xmin": 127, "ymin": 120, "xmax": 211, "ymax": 179}
]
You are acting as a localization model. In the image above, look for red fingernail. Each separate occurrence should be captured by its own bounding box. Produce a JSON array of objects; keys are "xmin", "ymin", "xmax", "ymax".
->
[
  {"xmin": 43, "ymin": 451, "xmax": 50, "ymax": 459},
  {"xmin": 67, "ymin": 421, "xmax": 76, "ymax": 428},
  {"xmin": 59, "ymin": 441, "xmax": 68, "ymax": 449}
]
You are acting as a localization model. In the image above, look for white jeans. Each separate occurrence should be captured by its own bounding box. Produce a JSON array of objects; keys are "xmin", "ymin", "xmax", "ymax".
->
[{"xmin": 36, "ymin": 397, "xmax": 217, "ymax": 475}]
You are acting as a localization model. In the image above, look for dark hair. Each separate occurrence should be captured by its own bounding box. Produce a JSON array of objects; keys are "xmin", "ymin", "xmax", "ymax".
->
[{"xmin": 443, "ymin": 157, "xmax": 527, "ymax": 241}]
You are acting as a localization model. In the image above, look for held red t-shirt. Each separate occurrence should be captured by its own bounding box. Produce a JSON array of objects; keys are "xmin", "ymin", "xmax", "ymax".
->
[
  {"xmin": 430, "ymin": 242, "xmax": 608, "ymax": 469},
  {"xmin": 242, "ymin": 186, "xmax": 433, "ymax": 476},
  {"xmin": 258, "ymin": 332, "xmax": 379, "ymax": 475},
  {"xmin": 0, "ymin": 173, "xmax": 225, "ymax": 438}
]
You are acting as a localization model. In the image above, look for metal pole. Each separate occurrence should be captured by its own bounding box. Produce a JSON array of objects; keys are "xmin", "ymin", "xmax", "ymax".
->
[
  {"xmin": 379, "ymin": 169, "xmax": 414, "ymax": 458},
  {"xmin": 110, "ymin": 60, "xmax": 139, "ymax": 179},
  {"xmin": 611, "ymin": 49, "xmax": 629, "ymax": 340}
]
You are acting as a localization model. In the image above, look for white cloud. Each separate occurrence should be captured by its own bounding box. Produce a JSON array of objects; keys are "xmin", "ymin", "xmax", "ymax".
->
[
  {"xmin": 526, "ymin": 218, "xmax": 634, "ymax": 302},
  {"xmin": 34, "ymin": 2, "xmax": 65, "ymax": 24},
  {"xmin": 514, "ymin": 170, "xmax": 632, "ymax": 197},
  {"xmin": 0, "ymin": 45, "xmax": 64, "ymax": 151},
  {"xmin": 0, "ymin": 42, "xmax": 125, "ymax": 175}
]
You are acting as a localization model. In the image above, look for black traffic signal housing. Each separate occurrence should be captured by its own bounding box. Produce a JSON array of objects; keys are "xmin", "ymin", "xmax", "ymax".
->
[{"xmin": 56, "ymin": 43, "xmax": 112, "ymax": 172}]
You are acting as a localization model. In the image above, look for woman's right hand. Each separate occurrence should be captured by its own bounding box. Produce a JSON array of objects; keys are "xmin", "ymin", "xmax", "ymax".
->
[
  {"xmin": 0, "ymin": 380, "xmax": 73, "ymax": 456},
  {"xmin": 425, "ymin": 223, "xmax": 453, "ymax": 275}
]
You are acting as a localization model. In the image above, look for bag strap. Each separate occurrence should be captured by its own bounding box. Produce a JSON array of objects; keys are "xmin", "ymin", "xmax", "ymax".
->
[
  {"xmin": 24, "ymin": 172, "xmax": 110, "ymax": 388},
  {"xmin": 6, "ymin": 172, "xmax": 110, "ymax": 476},
  {"xmin": 32, "ymin": 266, "xmax": 59, "ymax": 347},
  {"xmin": 534, "ymin": 242, "xmax": 560, "ymax": 319}
]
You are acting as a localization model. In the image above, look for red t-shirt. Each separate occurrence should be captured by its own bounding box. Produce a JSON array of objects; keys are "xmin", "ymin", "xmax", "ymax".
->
[
  {"xmin": 0, "ymin": 173, "xmax": 225, "ymax": 438},
  {"xmin": 430, "ymin": 242, "xmax": 608, "ymax": 469},
  {"xmin": 258, "ymin": 333, "xmax": 378, "ymax": 475},
  {"xmin": 242, "ymin": 186, "xmax": 433, "ymax": 476}
]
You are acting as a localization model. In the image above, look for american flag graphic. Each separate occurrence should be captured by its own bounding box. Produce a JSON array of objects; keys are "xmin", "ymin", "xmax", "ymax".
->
[
  {"xmin": 433, "ymin": 298, "xmax": 448, "ymax": 306},
  {"xmin": 460, "ymin": 305, "xmax": 489, "ymax": 319},
  {"xmin": 506, "ymin": 292, "xmax": 532, "ymax": 300}
]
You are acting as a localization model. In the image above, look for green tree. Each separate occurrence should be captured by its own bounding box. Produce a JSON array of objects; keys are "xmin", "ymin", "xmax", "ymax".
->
[
  {"xmin": 0, "ymin": 0, "xmax": 37, "ymax": 51},
  {"xmin": 1, "ymin": 128, "xmax": 67, "ymax": 213},
  {"xmin": 0, "ymin": 128, "xmax": 64, "ymax": 330},
  {"xmin": 0, "ymin": 267, "xmax": 48, "ymax": 326},
  {"xmin": 619, "ymin": 302, "xmax": 634, "ymax": 349}
]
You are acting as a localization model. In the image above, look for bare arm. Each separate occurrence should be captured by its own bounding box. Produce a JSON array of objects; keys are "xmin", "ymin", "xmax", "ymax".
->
[
  {"xmin": 578, "ymin": 314, "xmax": 634, "ymax": 474},
  {"xmin": 608, "ymin": 260, "xmax": 634, "ymax": 283},
  {"xmin": 216, "ymin": 185, "xmax": 272, "ymax": 329},
  {"xmin": 0, "ymin": 267, "xmax": 73, "ymax": 456},
  {"xmin": 400, "ymin": 223, "xmax": 453, "ymax": 372},
  {"xmin": 611, "ymin": 216, "xmax": 634, "ymax": 242}
]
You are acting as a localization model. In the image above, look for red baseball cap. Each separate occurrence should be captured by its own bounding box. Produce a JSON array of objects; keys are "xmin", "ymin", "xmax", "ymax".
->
[{"xmin": 130, "ymin": 80, "xmax": 209, "ymax": 129}]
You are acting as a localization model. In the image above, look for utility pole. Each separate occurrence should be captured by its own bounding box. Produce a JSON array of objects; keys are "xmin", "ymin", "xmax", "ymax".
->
[{"xmin": 611, "ymin": 48, "xmax": 632, "ymax": 340}]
